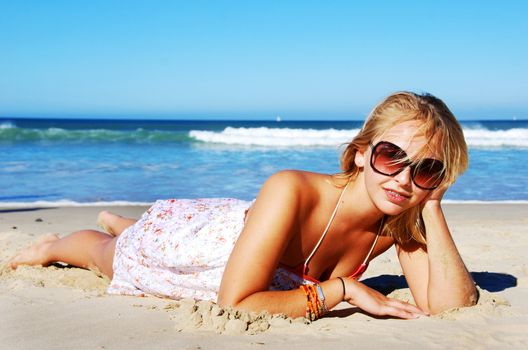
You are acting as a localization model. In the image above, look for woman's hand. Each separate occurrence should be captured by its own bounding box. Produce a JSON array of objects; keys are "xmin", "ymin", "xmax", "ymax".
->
[
  {"xmin": 421, "ymin": 184, "xmax": 449, "ymax": 211},
  {"xmin": 344, "ymin": 277, "xmax": 427, "ymax": 319}
]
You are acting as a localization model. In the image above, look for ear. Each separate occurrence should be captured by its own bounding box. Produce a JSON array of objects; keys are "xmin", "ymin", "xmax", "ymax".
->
[{"xmin": 354, "ymin": 148, "xmax": 366, "ymax": 168}]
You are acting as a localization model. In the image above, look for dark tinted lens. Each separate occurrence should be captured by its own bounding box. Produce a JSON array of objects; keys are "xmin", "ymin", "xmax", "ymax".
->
[
  {"xmin": 412, "ymin": 159, "xmax": 445, "ymax": 189},
  {"xmin": 373, "ymin": 142, "xmax": 407, "ymax": 175}
]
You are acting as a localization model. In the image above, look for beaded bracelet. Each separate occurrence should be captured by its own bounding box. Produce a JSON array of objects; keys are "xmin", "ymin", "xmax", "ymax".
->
[
  {"xmin": 315, "ymin": 284, "xmax": 328, "ymax": 314},
  {"xmin": 300, "ymin": 283, "xmax": 327, "ymax": 321},
  {"xmin": 300, "ymin": 285, "xmax": 317, "ymax": 320}
]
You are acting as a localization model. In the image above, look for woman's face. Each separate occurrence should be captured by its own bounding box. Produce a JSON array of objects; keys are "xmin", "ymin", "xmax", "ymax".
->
[{"xmin": 355, "ymin": 121, "xmax": 440, "ymax": 216}]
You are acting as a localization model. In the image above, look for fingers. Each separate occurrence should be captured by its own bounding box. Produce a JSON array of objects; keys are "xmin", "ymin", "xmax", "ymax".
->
[
  {"xmin": 384, "ymin": 298, "xmax": 429, "ymax": 319},
  {"xmin": 427, "ymin": 184, "xmax": 449, "ymax": 202},
  {"xmin": 345, "ymin": 279, "xmax": 428, "ymax": 319},
  {"xmin": 387, "ymin": 298, "xmax": 427, "ymax": 314},
  {"xmin": 383, "ymin": 306, "xmax": 420, "ymax": 319}
]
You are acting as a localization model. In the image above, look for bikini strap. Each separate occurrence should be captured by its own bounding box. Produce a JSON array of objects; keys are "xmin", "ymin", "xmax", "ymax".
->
[
  {"xmin": 303, "ymin": 181, "xmax": 350, "ymax": 275},
  {"xmin": 361, "ymin": 216, "xmax": 385, "ymax": 265}
]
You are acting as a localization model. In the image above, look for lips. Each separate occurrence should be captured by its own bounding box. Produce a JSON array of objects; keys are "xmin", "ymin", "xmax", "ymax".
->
[{"xmin": 384, "ymin": 188, "xmax": 410, "ymax": 204}]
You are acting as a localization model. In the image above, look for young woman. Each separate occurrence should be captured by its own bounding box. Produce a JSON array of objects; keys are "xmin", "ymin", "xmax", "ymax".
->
[{"xmin": 9, "ymin": 92, "xmax": 478, "ymax": 320}]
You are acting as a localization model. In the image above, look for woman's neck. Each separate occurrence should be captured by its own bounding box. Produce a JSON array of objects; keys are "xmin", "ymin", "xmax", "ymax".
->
[{"xmin": 338, "ymin": 173, "xmax": 385, "ymax": 231}]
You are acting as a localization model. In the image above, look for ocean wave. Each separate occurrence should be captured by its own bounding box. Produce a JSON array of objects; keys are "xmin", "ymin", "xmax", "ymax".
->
[
  {"xmin": 0, "ymin": 121, "xmax": 15, "ymax": 129},
  {"xmin": 0, "ymin": 125, "xmax": 193, "ymax": 143},
  {"xmin": 463, "ymin": 128, "xmax": 528, "ymax": 148},
  {"xmin": 189, "ymin": 127, "xmax": 360, "ymax": 147},
  {"xmin": 189, "ymin": 126, "xmax": 528, "ymax": 148},
  {"xmin": 2, "ymin": 123, "xmax": 528, "ymax": 148}
]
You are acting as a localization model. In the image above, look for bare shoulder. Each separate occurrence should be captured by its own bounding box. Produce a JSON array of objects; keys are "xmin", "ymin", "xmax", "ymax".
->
[
  {"xmin": 262, "ymin": 170, "xmax": 328, "ymax": 190},
  {"xmin": 244, "ymin": 170, "xmax": 324, "ymax": 221},
  {"xmin": 262, "ymin": 169, "xmax": 310, "ymax": 186}
]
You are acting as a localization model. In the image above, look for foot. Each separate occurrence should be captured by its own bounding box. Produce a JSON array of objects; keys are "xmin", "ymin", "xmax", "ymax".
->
[
  {"xmin": 9, "ymin": 233, "xmax": 60, "ymax": 269},
  {"xmin": 97, "ymin": 210, "xmax": 121, "ymax": 236}
]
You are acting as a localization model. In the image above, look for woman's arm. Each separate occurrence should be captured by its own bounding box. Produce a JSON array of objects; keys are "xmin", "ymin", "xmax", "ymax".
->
[
  {"xmin": 218, "ymin": 171, "xmax": 346, "ymax": 316},
  {"xmin": 218, "ymin": 171, "xmax": 424, "ymax": 319},
  {"xmin": 397, "ymin": 188, "xmax": 478, "ymax": 314}
]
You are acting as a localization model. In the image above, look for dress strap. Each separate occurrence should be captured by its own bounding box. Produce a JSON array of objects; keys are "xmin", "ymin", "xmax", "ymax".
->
[{"xmin": 302, "ymin": 181, "xmax": 350, "ymax": 275}]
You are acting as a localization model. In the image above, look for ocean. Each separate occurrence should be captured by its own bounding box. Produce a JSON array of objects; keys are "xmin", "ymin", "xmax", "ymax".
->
[{"xmin": 1, "ymin": 118, "xmax": 527, "ymax": 205}]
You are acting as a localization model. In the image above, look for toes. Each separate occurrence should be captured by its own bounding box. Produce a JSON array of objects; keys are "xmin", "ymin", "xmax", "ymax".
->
[
  {"xmin": 8, "ymin": 234, "xmax": 58, "ymax": 269},
  {"xmin": 8, "ymin": 253, "xmax": 23, "ymax": 269},
  {"xmin": 8, "ymin": 258, "xmax": 18, "ymax": 269}
]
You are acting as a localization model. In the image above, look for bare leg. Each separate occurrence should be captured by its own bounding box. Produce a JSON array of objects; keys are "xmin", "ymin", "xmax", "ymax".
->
[
  {"xmin": 9, "ymin": 230, "xmax": 117, "ymax": 279},
  {"xmin": 97, "ymin": 210, "xmax": 137, "ymax": 237}
]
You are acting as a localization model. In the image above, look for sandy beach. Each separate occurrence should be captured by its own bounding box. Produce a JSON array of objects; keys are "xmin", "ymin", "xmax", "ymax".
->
[{"xmin": 1, "ymin": 203, "xmax": 527, "ymax": 349}]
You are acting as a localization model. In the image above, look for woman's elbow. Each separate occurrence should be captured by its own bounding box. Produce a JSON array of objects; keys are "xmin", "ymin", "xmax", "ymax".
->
[
  {"xmin": 217, "ymin": 293, "xmax": 238, "ymax": 308},
  {"xmin": 217, "ymin": 289, "xmax": 247, "ymax": 309},
  {"xmin": 429, "ymin": 285, "xmax": 479, "ymax": 314},
  {"xmin": 461, "ymin": 285, "xmax": 480, "ymax": 309}
]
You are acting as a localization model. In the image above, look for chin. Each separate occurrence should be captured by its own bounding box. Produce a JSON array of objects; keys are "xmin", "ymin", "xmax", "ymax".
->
[{"xmin": 375, "ymin": 199, "xmax": 410, "ymax": 216}]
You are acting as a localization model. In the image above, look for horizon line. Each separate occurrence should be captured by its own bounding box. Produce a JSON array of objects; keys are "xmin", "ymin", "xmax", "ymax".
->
[{"xmin": 1, "ymin": 115, "xmax": 527, "ymax": 122}]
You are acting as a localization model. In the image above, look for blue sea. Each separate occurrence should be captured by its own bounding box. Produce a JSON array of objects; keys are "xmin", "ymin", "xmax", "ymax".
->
[{"xmin": 1, "ymin": 118, "xmax": 527, "ymax": 205}]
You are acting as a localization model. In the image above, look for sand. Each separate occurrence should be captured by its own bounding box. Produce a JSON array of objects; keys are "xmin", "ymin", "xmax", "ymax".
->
[{"xmin": 1, "ymin": 203, "xmax": 527, "ymax": 349}]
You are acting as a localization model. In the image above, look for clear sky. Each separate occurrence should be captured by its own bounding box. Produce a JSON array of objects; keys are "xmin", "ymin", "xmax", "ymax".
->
[{"xmin": 0, "ymin": 0, "xmax": 526, "ymax": 120}]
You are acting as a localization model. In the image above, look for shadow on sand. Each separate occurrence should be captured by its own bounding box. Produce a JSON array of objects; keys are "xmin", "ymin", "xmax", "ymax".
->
[
  {"xmin": 0, "ymin": 207, "xmax": 57, "ymax": 214},
  {"xmin": 361, "ymin": 271, "xmax": 517, "ymax": 295},
  {"xmin": 328, "ymin": 271, "xmax": 517, "ymax": 318}
]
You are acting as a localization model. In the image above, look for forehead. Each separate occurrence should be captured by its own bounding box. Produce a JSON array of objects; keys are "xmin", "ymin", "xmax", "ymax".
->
[{"xmin": 377, "ymin": 121, "xmax": 439, "ymax": 158}]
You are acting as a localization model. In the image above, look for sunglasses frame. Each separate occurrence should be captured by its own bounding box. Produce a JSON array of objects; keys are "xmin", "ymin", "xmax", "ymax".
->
[{"xmin": 369, "ymin": 141, "xmax": 445, "ymax": 190}]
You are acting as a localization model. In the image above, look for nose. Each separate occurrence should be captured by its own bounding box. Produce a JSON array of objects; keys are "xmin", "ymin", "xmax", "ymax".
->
[{"xmin": 393, "ymin": 166, "xmax": 413, "ymax": 188}]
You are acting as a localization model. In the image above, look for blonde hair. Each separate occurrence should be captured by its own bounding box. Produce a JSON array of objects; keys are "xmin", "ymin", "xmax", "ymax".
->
[{"xmin": 340, "ymin": 91, "xmax": 468, "ymax": 244}]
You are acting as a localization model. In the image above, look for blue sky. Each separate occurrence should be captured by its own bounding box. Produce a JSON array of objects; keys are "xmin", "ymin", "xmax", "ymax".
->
[{"xmin": 0, "ymin": 1, "xmax": 526, "ymax": 120}]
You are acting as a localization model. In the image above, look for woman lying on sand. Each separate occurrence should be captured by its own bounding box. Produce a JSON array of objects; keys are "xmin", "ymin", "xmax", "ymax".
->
[{"xmin": 10, "ymin": 92, "xmax": 478, "ymax": 321}]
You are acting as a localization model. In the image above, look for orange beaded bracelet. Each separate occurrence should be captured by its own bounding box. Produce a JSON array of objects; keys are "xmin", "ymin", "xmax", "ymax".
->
[{"xmin": 300, "ymin": 283, "xmax": 327, "ymax": 321}]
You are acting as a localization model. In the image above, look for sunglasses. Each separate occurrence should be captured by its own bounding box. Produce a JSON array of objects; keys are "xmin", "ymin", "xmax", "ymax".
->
[{"xmin": 369, "ymin": 141, "xmax": 445, "ymax": 190}]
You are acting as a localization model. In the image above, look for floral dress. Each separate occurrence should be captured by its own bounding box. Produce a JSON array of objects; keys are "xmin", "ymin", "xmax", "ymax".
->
[{"xmin": 108, "ymin": 198, "xmax": 311, "ymax": 301}]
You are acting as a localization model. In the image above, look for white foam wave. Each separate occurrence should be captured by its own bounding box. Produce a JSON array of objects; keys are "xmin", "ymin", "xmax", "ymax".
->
[
  {"xmin": 0, "ymin": 121, "xmax": 15, "ymax": 129},
  {"xmin": 190, "ymin": 127, "xmax": 360, "ymax": 147},
  {"xmin": 189, "ymin": 127, "xmax": 528, "ymax": 148},
  {"xmin": 463, "ymin": 128, "xmax": 528, "ymax": 147}
]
